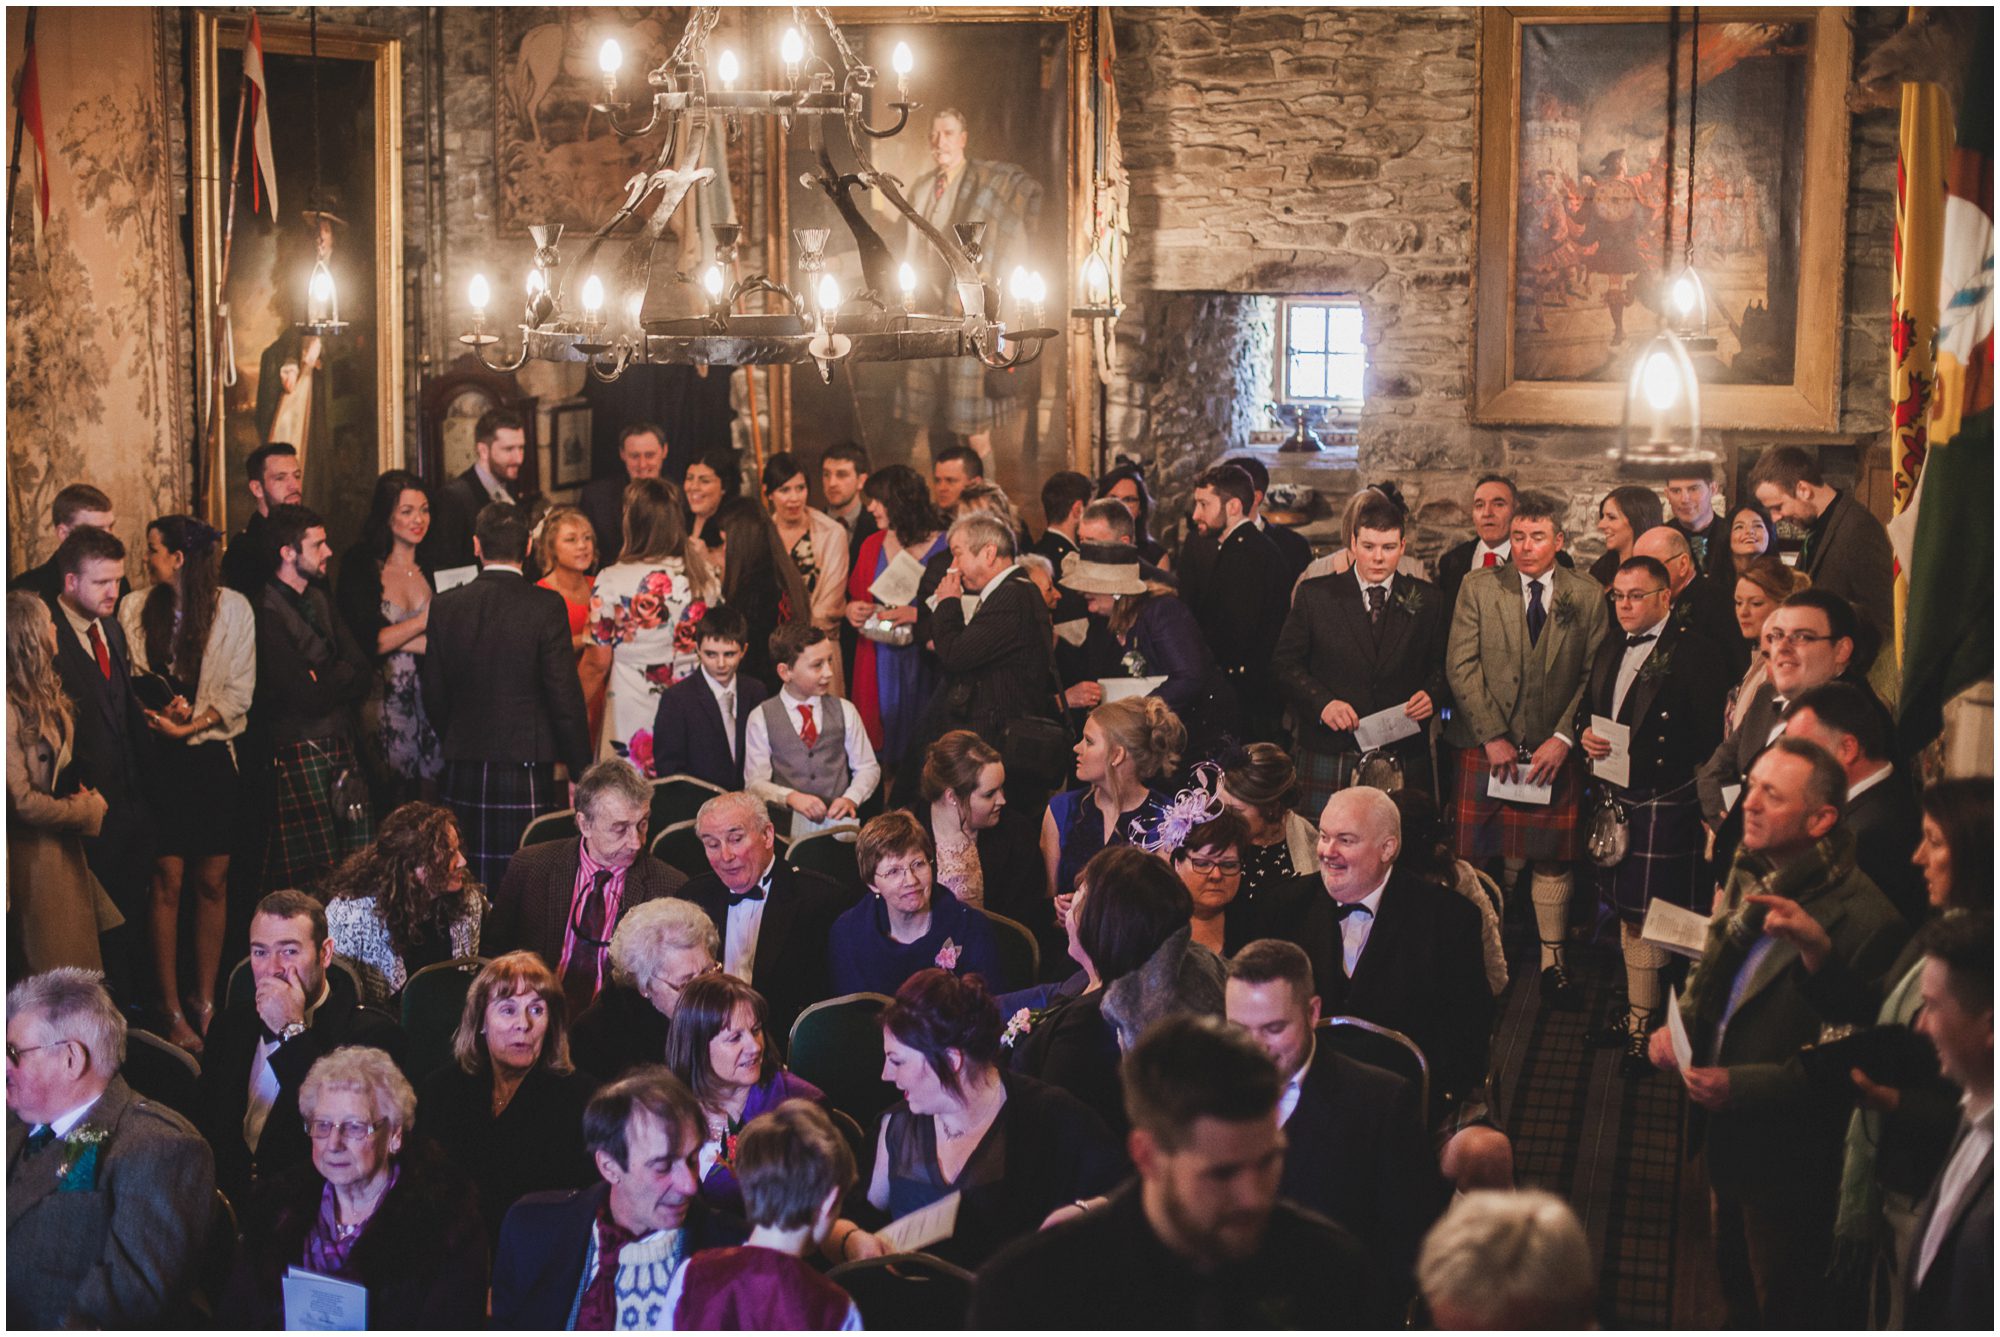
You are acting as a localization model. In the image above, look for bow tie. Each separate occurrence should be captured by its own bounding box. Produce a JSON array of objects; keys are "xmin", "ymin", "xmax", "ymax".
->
[
  {"xmin": 1625, "ymin": 632, "xmax": 1659, "ymax": 650},
  {"xmin": 730, "ymin": 883, "xmax": 768, "ymax": 903},
  {"xmin": 1331, "ymin": 900, "xmax": 1374, "ymax": 922}
]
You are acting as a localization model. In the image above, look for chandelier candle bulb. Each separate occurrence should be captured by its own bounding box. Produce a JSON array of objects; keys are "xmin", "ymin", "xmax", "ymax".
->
[
  {"xmin": 781, "ymin": 27, "xmax": 804, "ymax": 82},
  {"xmin": 598, "ymin": 38, "xmax": 621, "ymax": 76},
  {"xmin": 526, "ymin": 268, "xmax": 546, "ymax": 297},
  {"xmin": 307, "ymin": 262, "xmax": 336, "ymax": 323},
  {"xmin": 1640, "ymin": 349, "xmax": 1682, "ymax": 413},
  {"xmin": 717, "ymin": 48, "xmax": 739, "ymax": 89},
  {"xmin": 582, "ymin": 274, "xmax": 605, "ymax": 316},
  {"xmin": 702, "ymin": 264, "xmax": 727, "ymax": 301},
  {"xmin": 1082, "ymin": 252, "xmax": 1110, "ymax": 308},
  {"xmin": 892, "ymin": 41, "xmax": 913, "ymax": 98},
  {"xmin": 817, "ymin": 274, "xmax": 841, "ymax": 317},
  {"xmin": 468, "ymin": 273, "xmax": 490, "ymax": 316}
]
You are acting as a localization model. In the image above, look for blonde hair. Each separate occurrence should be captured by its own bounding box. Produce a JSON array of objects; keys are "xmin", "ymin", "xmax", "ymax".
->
[
  {"xmin": 6, "ymin": 591, "xmax": 72, "ymax": 757},
  {"xmin": 1091, "ymin": 696, "xmax": 1185, "ymax": 783},
  {"xmin": 534, "ymin": 505, "xmax": 596, "ymax": 576},
  {"xmin": 299, "ymin": 1045, "xmax": 417, "ymax": 1132}
]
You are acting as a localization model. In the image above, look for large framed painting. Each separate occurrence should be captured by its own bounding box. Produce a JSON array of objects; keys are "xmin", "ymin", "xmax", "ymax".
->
[
  {"xmin": 767, "ymin": 7, "xmax": 1094, "ymax": 509},
  {"xmin": 1472, "ymin": 8, "xmax": 1852, "ymax": 429},
  {"xmin": 192, "ymin": 16, "xmax": 403, "ymax": 546}
]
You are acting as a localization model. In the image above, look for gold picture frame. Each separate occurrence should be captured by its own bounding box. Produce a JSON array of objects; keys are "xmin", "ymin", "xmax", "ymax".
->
[
  {"xmin": 1471, "ymin": 7, "xmax": 1852, "ymax": 430},
  {"xmin": 192, "ymin": 14, "xmax": 404, "ymax": 538}
]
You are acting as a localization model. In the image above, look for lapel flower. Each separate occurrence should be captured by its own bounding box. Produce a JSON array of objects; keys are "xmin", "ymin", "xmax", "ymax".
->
[
  {"xmin": 1672, "ymin": 597, "xmax": 1695, "ymax": 627},
  {"xmin": 1550, "ymin": 592, "xmax": 1579, "ymax": 630},
  {"xmin": 1391, "ymin": 582, "xmax": 1427, "ymax": 616},
  {"xmin": 934, "ymin": 939, "xmax": 962, "ymax": 971},
  {"xmin": 1634, "ymin": 646, "xmax": 1674, "ymax": 684},
  {"xmin": 1001, "ymin": 1006, "xmax": 1051, "ymax": 1049},
  {"xmin": 1120, "ymin": 645, "xmax": 1150, "ymax": 678},
  {"xmin": 57, "ymin": 1124, "xmax": 107, "ymax": 1193}
]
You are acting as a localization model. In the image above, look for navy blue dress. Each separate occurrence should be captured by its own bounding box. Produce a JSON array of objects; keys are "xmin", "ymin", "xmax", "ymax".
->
[
  {"xmin": 827, "ymin": 885, "xmax": 1007, "ymax": 996},
  {"xmin": 1047, "ymin": 786, "xmax": 1170, "ymax": 896}
]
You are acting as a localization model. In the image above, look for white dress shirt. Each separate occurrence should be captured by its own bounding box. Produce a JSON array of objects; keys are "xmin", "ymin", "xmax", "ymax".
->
[
  {"xmin": 1915, "ymin": 1096, "xmax": 1994, "ymax": 1284},
  {"xmin": 1846, "ymin": 762, "xmax": 1895, "ymax": 802},
  {"xmin": 970, "ymin": 563, "xmax": 1023, "ymax": 615},
  {"xmin": 473, "ymin": 462, "xmax": 514, "ymax": 505},
  {"xmin": 702, "ymin": 671, "xmax": 739, "ymax": 762},
  {"xmin": 1473, "ymin": 538, "xmax": 1511, "ymax": 567},
  {"xmin": 722, "ymin": 860, "xmax": 778, "ymax": 983},
  {"xmin": 244, "ymin": 979, "xmax": 329, "ymax": 1152},
  {"xmin": 36, "ymin": 1092, "xmax": 105, "ymax": 1141},
  {"xmin": 1610, "ymin": 615, "xmax": 1666, "ymax": 720},
  {"xmin": 742, "ymin": 690, "xmax": 881, "ymax": 809},
  {"xmin": 1278, "ymin": 1038, "xmax": 1317, "ymax": 1128},
  {"xmin": 1337, "ymin": 873, "xmax": 1392, "ymax": 978}
]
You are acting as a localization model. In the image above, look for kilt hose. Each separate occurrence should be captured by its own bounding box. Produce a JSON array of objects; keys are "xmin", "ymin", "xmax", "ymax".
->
[
  {"xmin": 443, "ymin": 760, "xmax": 562, "ymax": 892},
  {"xmin": 1295, "ymin": 739, "xmax": 1437, "ymax": 822},
  {"xmin": 1595, "ymin": 778, "xmax": 1704, "ymax": 925},
  {"xmin": 1451, "ymin": 745, "xmax": 1584, "ymax": 863},
  {"xmin": 264, "ymin": 737, "xmax": 372, "ymax": 892}
]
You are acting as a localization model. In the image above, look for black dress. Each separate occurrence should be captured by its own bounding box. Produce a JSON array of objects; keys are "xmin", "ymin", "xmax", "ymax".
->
[
  {"xmin": 418, "ymin": 1062, "xmax": 599, "ymax": 1249},
  {"xmin": 568, "ymin": 981, "xmax": 671, "ymax": 1083},
  {"xmin": 1010, "ymin": 989, "xmax": 1128, "ymax": 1137}
]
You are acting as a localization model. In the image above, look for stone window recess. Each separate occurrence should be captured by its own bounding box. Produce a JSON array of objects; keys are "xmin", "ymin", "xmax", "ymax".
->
[{"xmin": 1275, "ymin": 298, "xmax": 1366, "ymax": 411}]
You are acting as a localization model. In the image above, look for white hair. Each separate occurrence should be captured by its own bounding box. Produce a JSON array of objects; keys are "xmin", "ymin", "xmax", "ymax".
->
[
  {"xmin": 609, "ymin": 897, "xmax": 721, "ymax": 987},
  {"xmin": 947, "ymin": 511, "xmax": 1017, "ymax": 560},
  {"xmin": 1418, "ymin": 1189, "xmax": 1595, "ymax": 1328},
  {"xmin": 6, "ymin": 968, "xmax": 125, "ymax": 1071},
  {"xmin": 696, "ymin": 790, "xmax": 773, "ymax": 835},
  {"xmin": 299, "ymin": 1045, "xmax": 416, "ymax": 1132}
]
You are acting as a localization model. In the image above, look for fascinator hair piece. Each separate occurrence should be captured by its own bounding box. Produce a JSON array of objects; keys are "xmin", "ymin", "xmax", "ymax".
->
[{"xmin": 1132, "ymin": 760, "xmax": 1225, "ymax": 855}]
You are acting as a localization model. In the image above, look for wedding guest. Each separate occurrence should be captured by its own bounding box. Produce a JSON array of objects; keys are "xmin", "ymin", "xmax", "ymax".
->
[
  {"xmin": 1588, "ymin": 485, "xmax": 1664, "ymax": 588},
  {"xmin": 1418, "ymin": 1191, "xmax": 1597, "ymax": 1329},
  {"xmin": 323, "ymin": 801, "xmax": 485, "ymax": 1007},
  {"xmin": 6, "ymin": 594, "xmax": 121, "ymax": 976},
  {"xmin": 649, "ymin": 606, "xmax": 765, "ymax": 788},
  {"xmin": 9, "ymin": 482, "xmax": 125, "ymax": 614},
  {"xmin": 828, "ymin": 811, "xmax": 1005, "ymax": 997},
  {"xmin": 1215, "ymin": 743, "xmax": 1321, "ymax": 910},
  {"xmin": 1750, "ymin": 445, "xmax": 1895, "ymax": 639},
  {"xmin": 420, "ymin": 951, "xmax": 597, "ymax": 1246},
  {"xmin": 1665, "ymin": 465, "xmax": 1733, "ymax": 579},
  {"xmin": 819, "ymin": 441, "xmax": 873, "ymax": 547},
  {"xmin": 917, "ymin": 729, "xmax": 1045, "ymax": 927},
  {"xmin": 1095, "ymin": 462, "xmax": 1170, "ymax": 569},
  {"xmin": 682, "ymin": 448, "xmax": 740, "ymax": 547},
  {"xmin": 119, "ymin": 516, "xmax": 254, "ymax": 1049},
  {"xmin": 534, "ymin": 505, "xmax": 608, "ymax": 750},
  {"xmin": 1728, "ymin": 556, "xmax": 1809, "ymax": 732},
  {"xmin": 930, "ymin": 443, "xmax": 983, "ymax": 517},
  {"xmin": 1294, "ymin": 484, "xmax": 1429, "ymax": 591},
  {"xmin": 706, "ymin": 495, "xmax": 811, "ymax": 694},
  {"xmin": 1728, "ymin": 503, "xmax": 1777, "ymax": 576},
  {"xmin": 587, "ymin": 477, "xmax": 719, "ymax": 771},
  {"xmin": 221, "ymin": 444, "xmax": 304, "ymax": 597},
  {"xmin": 762, "ymin": 452, "xmax": 852, "ymax": 693},
  {"xmin": 336, "ymin": 470, "xmax": 443, "ymax": 803},
  {"xmin": 569, "ymin": 897, "xmax": 719, "ymax": 1083},
  {"xmin": 1172, "ymin": 809, "xmax": 1257, "ymax": 958},
  {"xmin": 744, "ymin": 623, "xmax": 880, "ymax": 829},
  {"xmin": 1178, "ymin": 464, "xmax": 1288, "ymax": 741},
  {"xmin": 844, "ymin": 465, "xmax": 949, "ymax": 769},
  {"xmin": 1041, "ymin": 696, "xmax": 1182, "ymax": 905},
  {"xmin": 578, "ymin": 423, "xmax": 668, "ymax": 577}
]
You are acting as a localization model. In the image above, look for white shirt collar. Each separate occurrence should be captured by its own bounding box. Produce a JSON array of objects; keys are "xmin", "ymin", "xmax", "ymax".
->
[
  {"xmin": 1846, "ymin": 762, "xmax": 1896, "ymax": 801},
  {"xmin": 973, "ymin": 563, "xmax": 1021, "ymax": 610},
  {"xmin": 480, "ymin": 561, "xmax": 523, "ymax": 575},
  {"xmin": 1334, "ymin": 869, "xmax": 1392, "ymax": 917},
  {"xmin": 473, "ymin": 461, "xmax": 512, "ymax": 502},
  {"xmin": 45, "ymin": 1091, "xmax": 104, "ymax": 1140},
  {"xmin": 779, "ymin": 685, "xmax": 818, "ymax": 711},
  {"xmin": 1221, "ymin": 516, "xmax": 1253, "ymax": 543},
  {"xmin": 702, "ymin": 670, "xmax": 736, "ymax": 697},
  {"xmin": 1474, "ymin": 537, "xmax": 1511, "ymax": 563},
  {"xmin": 1624, "ymin": 614, "xmax": 1669, "ymax": 644},
  {"xmin": 1355, "ymin": 568, "xmax": 1392, "ymax": 595}
]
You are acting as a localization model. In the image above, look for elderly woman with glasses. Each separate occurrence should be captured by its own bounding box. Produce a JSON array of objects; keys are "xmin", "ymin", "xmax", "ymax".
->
[
  {"xmin": 221, "ymin": 1046, "xmax": 487, "ymax": 1328},
  {"xmin": 828, "ymin": 811, "xmax": 1006, "ymax": 998},
  {"xmin": 570, "ymin": 896, "xmax": 721, "ymax": 1082},
  {"xmin": 419, "ymin": 952, "xmax": 597, "ymax": 1247},
  {"xmin": 1170, "ymin": 809, "xmax": 1259, "ymax": 958}
]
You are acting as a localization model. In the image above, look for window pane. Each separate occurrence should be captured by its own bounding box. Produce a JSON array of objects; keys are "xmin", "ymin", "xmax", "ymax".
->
[
  {"xmin": 1288, "ymin": 353, "xmax": 1326, "ymax": 399},
  {"xmin": 1288, "ymin": 304, "xmax": 1326, "ymax": 353},
  {"xmin": 1326, "ymin": 353, "xmax": 1365, "ymax": 402},
  {"xmin": 1326, "ymin": 306, "xmax": 1364, "ymax": 351}
]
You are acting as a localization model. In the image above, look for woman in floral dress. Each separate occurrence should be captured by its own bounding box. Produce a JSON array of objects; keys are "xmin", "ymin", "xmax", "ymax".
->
[
  {"xmin": 336, "ymin": 471, "xmax": 443, "ymax": 803},
  {"xmin": 586, "ymin": 478, "xmax": 718, "ymax": 772}
]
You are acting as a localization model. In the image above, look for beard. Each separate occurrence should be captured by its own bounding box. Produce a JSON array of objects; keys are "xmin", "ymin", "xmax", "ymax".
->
[{"xmin": 1159, "ymin": 1176, "xmax": 1269, "ymax": 1266}]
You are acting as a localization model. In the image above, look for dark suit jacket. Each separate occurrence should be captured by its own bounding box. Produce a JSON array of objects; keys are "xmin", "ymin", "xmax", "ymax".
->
[
  {"xmin": 1671, "ymin": 573, "xmax": 1751, "ymax": 677},
  {"xmin": 1281, "ymin": 1046, "xmax": 1444, "ymax": 1292},
  {"xmin": 1180, "ymin": 521, "xmax": 1289, "ymax": 691},
  {"xmin": 1260, "ymin": 867, "xmax": 1492, "ymax": 1120},
  {"xmin": 919, "ymin": 567, "xmax": 1059, "ymax": 747},
  {"xmin": 429, "ymin": 467, "xmax": 508, "ymax": 573},
  {"xmin": 1260, "ymin": 516, "xmax": 1314, "ymax": 586},
  {"xmin": 1847, "ymin": 772, "xmax": 1926, "ymax": 925},
  {"xmin": 6, "ymin": 1077, "xmax": 216, "ymax": 1330},
  {"xmin": 577, "ymin": 474, "xmax": 629, "ymax": 571},
  {"xmin": 1275, "ymin": 570, "xmax": 1447, "ymax": 754},
  {"xmin": 1578, "ymin": 619, "xmax": 1730, "ymax": 791},
  {"xmin": 1696, "ymin": 679, "xmax": 1787, "ymax": 824},
  {"xmin": 1672, "ymin": 511, "xmax": 1732, "ymax": 581},
  {"xmin": 50, "ymin": 606, "xmax": 152, "ymax": 895},
  {"xmin": 253, "ymin": 578, "xmax": 372, "ymax": 745},
  {"xmin": 1906, "ymin": 1126, "xmax": 1994, "ymax": 1331},
  {"xmin": 1802, "ymin": 490, "xmax": 1895, "ymax": 640},
  {"xmin": 420, "ymin": 569, "xmax": 590, "ymax": 771},
  {"xmin": 195, "ymin": 965, "xmax": 404, "ymax": 1205},
  {"xmin": 492, "ymin": 1181, "xmax": 744, "ymax": 1330},
  {"xmin": 651, "ymin": 671, "xmax": 768, "ymax": 790},
  {"xmin": 221, "ymin": 512, "xmax": 278, "ymax": 598},
  {"xmin": 672, "ymin": 860, "xmax": 852, "ymax": 1042},
  {"xmin": 487, "ymin": 839, "xmax": 687, "ymax": 972}
]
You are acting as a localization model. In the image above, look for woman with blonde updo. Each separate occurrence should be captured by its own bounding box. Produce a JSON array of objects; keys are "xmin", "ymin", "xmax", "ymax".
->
[
  {"xmin": 1039, "ymin": 696, "xmax": 1185, "ymax": 913},
  {"xmin": 534, "ymin": 505, "xmax": 607, "ymax": 748}
]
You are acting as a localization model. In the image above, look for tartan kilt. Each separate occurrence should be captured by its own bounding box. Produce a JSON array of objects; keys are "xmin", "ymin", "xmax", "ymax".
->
[
  {"xmin": 1452, "ymin": 745, "xmax": 1584, "ymax": 863},
  {"xmin": 1594, "ymin": 779, "xmax": 1704, "ymax": 925},
  {"xmin": 1295, "ymin": 740, "xmax": 1437, "ymax": 823},
  {"xmin": 443, "ymin": 760, "xmax": 562, "ymax": 892},
  {"xmin": 264, "ymin": 738, "xmax": 372, "ymax": 892}
]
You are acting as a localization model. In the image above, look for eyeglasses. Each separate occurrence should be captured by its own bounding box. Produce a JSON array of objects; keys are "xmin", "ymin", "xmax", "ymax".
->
[
  {"xmin": 5, "ymin": 1039, "xmax": 71, "ymax": 1065},
  {"xmin": 1185, "ymin": 854, "xmax": 1242, "ymax": 877},
  {"xmin": 303, "ymin": 1117, "xmax": 387, "ymax": 1141},
  {"xmin": 1608, "ymin": 587, "xmax": 1669, "ymax": 606},
  {"xmin": 1762, "ymin": 628, "xmax": 1831, "ymax": 649}
]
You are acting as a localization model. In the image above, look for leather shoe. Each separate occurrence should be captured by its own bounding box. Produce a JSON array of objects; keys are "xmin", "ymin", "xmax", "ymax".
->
[
  {"xmin": 1619, "ymin": 1028, "xmax": 1654, "ymax": 1078},
  {"xmin": 1587, "ymin": 1010, "xmax": 1630, "ymax": 1049},
  {"xmin": 1539, "ymin": 963, "xmax": 1583, "ymax": 1011}
]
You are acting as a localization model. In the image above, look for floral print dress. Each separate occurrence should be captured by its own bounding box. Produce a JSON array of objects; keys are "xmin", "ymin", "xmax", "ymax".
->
[{"xmin": 588, "ymin": 558, "xmax": 707, "ymax": 772}]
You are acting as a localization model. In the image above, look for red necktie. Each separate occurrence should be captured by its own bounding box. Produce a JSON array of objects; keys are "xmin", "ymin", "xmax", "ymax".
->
[
  {"xmin": 798, "ymin": 702, "xmax": 818, "ymax": 748},
  {"xmin": 1481, "ymin": 551, "xmax": 1498, "ymax": 569},
  {"xmin": 87, "ymin": 623, "xmax": 111, "ymax": 679}
]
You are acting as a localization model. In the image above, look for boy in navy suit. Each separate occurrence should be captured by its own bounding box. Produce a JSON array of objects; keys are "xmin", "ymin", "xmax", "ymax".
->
[{"xmin": 651, "ymin": 607, "xmax": 766, "ymax": 786}]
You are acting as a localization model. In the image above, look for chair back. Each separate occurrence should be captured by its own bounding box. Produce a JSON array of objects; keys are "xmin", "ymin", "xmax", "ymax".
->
[
  {"xmin": 650, "ymin": 819, "xmax": 708, "ymax": 878},
  {"xmin": 124, "ymin": 1028, "xmax": 201, "ymax": 1119},
  {"xmin": 787, "ymin": 992, "xmax": 898, "ymax": 1127},
  {"xmin": 188, "ymin": 1188, "xmax": 240, "ymax": 1322},
  {"xmin": 976, "ymin": 908, "xmax": 1039, "ymax": 994},
  {"xmin": 787, "ymin": 825, "xmax": 862, "ymax": 890},
  {"xmin": 828, "ymin": 1252, "xmax": 974, "ymax": 1331},
  {"xmin": 519, "ymin": 808, "xmax": 580, "ymax": 849},
  {"xmin": 651, "ymin": 775, "xmax": 726, "ymax": 830},
  {"xmin": 1317, "ymin": 1015, "xmax": 1429, "ymax": 1117},
  {"xmin": 825, "ymin": 1105, "xmax": 872, "ymax": 1177},
  {"xmin": 401, "ymin": 956, "xmax": 489, "ymax": 1080}
]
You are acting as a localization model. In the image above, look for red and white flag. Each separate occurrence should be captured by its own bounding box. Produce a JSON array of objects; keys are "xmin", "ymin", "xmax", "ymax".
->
[
  {"xmin": 16, "ymin": 24, "xmax": 49, "ymax": 248},
  {"xmin": 244, "ymin": 12, "xmax": 278, "ymax": 216}
]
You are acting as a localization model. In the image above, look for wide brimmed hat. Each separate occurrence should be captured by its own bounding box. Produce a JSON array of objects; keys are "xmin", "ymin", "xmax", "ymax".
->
[{"xmin": 1060, "ymin": 542, "xmax": 1148, "ymax": 597}]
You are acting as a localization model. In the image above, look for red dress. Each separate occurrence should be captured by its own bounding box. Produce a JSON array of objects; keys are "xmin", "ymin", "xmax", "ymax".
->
[{"xmin": 540, "ymin": 576, "xmax": 606, "ymax": 751}]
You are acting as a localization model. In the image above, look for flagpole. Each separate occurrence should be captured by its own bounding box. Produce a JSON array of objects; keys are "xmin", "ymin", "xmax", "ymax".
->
[{"xmin": 5, "ymin": 7, "xmax": 37, "ymax": 242}]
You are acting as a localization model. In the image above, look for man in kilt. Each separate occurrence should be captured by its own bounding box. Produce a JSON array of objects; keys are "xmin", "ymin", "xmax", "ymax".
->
[
  {"xmin": 252, "ymin": 505, "xmax": 374, "ymax": 890},
  {"xmin": 1444, "ymin": 491, "xmax": 1607, "ymax": 1010},
  {"xmin": 1275, "ymin": 491, "xmax": 1446, "ymax": 816},
  {"xmin": 422, "ymin": 502, "xmax": 592, "ymax": 893},
  {"xmin": 1577, "ymin": 557, "xmax": 1731, "ymax": 1073}
]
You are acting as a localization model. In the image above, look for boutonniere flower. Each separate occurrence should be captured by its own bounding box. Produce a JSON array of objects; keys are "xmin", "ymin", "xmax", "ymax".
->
[
  {"xmin": 934, "ymin": 939, "xmax": 962, "ymax": 971},
  {"xmin": 1635, "ymin": 647, "xmax": 1674, "ymax": 683},
  {"xmin": 57, "ymin": 1125, "xmax": 107, "ymax": 1193},
  {"xmin": 1391, "ymin": 583, "xmax": 1427, "ymax": 616},
  {"xmin": 1551, "ymin": 593, "xmax": 1580, "ymax": 629},
  {"xmin": 1001, "ymin": 1006, "xmax": 1052, "ymax": 1049},
  {"xmin": 1120, "ymin": 646, "xmax": 1150, "ymax": 678},
  {"xmin": 1671, "ymin": 597, "xmax": 1696, "ymax": 627}
]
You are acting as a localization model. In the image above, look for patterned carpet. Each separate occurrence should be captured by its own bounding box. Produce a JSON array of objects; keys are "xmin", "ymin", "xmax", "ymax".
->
[{"xmin": 1488, "ymin": 904, "xmax": 1725, "ymax": 1328}]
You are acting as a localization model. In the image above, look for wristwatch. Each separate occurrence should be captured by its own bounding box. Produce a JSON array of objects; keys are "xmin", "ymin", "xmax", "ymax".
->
[{"xmin": 278, "ymin": 1021, "xmax": 308, "ymax": 1043}]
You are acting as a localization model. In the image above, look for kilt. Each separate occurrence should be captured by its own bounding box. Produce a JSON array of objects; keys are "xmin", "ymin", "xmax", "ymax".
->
[
  {"xmin": 1452, "ymin": 745, "xmax": 1583, "ymax": 863},
  {"xmin": 264, "ymin": 738, "xmax": 372, "ymax": 892},
  {"xmin": 1595, "ymin": 779, "xmax": 1704, "ymax": 925},
  {"xmin": 443, "ymin": 760, "xmax": 562, "ymax": 892},
  {"xmin": 1295, "ymin": 739, "xmax": 1437, "ymax": 823}
]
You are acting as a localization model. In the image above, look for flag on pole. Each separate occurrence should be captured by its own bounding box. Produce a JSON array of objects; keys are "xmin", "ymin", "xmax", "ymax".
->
[
  {"xmin": 1898, "ymin": 9, "xmax": 1994, "ymax": 757},
  {"xmin": 244, "ymin": 12, "xmax": 278, "ymax": 216},
  {"xmin": 16, "ymin": 22, "xmax": 49, "ymax": 249}
]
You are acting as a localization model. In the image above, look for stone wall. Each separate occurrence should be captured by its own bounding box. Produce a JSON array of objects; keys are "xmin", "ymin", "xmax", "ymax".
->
[{"xmin": 1105, "ymin": 6, "xmax": 1900, "ymax": 565}]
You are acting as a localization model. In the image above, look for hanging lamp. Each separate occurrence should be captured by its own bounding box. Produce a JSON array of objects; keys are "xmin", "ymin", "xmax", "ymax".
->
[{"xmin": 297, "ymin": 10, "xmax": 346, "ymax": 337}]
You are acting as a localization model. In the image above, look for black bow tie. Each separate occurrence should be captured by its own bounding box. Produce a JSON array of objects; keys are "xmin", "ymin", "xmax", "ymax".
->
[
  {"xmin": 730, "ymin": 883, "xmax": 768, "ymax": 903},
  {"xmin": 1625, "ymin": 632, "xmax": 1659, "ymax": 650},
  {"xmin": 1331, "ymin": 900, "xmax": 1374, "ymax": 922}
]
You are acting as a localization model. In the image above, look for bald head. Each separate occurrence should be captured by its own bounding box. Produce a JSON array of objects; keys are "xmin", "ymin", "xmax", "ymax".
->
[
  {"xmin": 1317, "ymin": 786, "xmax": 1402, "ymax": 903},
  {"xmin": 1632, "ymin": 526, "xmax": 1695, "ymax": 592}
]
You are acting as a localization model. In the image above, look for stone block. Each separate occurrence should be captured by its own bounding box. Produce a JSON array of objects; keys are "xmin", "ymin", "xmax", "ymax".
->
[
  {"xmin": 1347, "ymin": 217, "xmax": 1424, "ymax": 255},
  {"xmin": 1308, "ymin": 152, "xmax": 1380, "ymax": 183}
]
